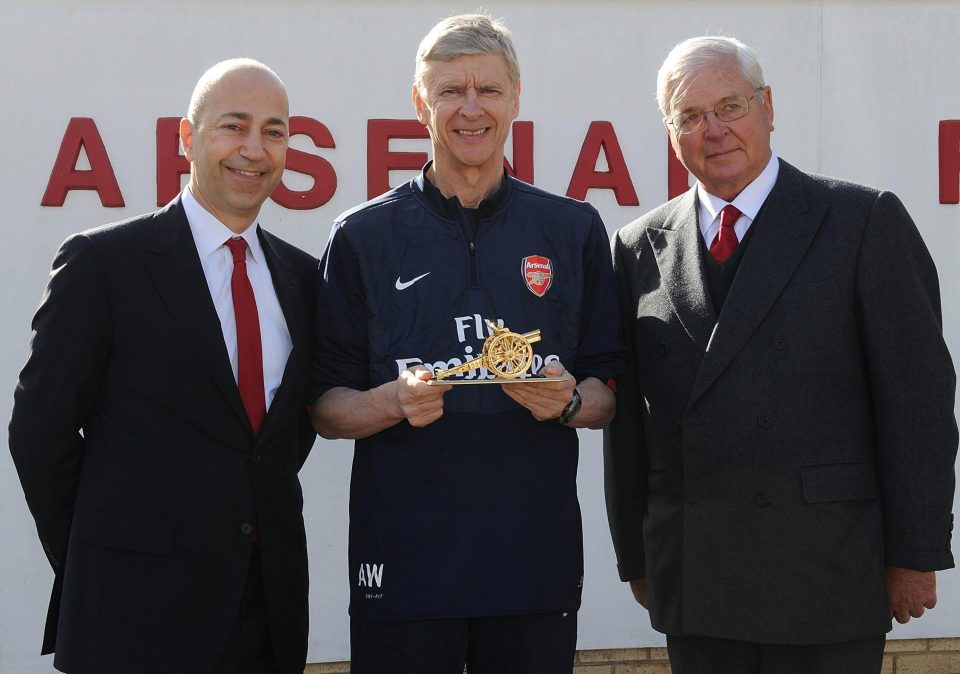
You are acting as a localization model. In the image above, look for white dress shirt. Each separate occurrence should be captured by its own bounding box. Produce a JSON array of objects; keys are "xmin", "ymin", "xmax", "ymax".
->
[
  {"xmin": 698, "ymin": 153, "xmax": 780, "ymax": 247},
  {"xmin": 182, "ymin": 187, "xmax": 292, "ymax": 411}
]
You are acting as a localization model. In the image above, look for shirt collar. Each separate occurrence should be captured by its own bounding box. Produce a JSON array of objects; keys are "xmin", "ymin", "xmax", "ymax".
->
[
  {"xmin": 182, "ymin": 186, "xmax": 265, "ymax": 264},
  {"xmin": 697, "ymin": 153, "xmax": 780, "ymax": 231}
]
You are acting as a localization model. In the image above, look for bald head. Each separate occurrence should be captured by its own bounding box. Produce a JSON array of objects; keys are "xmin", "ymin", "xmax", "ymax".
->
[{"xmin": 187, "ymin": 58, "xmax": 288, "ymax": 126}]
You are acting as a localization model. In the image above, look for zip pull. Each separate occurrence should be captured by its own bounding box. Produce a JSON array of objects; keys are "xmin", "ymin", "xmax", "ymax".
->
[{"xmin": 468, "ymin": 241, "xmax": 479, "ymax": 287}]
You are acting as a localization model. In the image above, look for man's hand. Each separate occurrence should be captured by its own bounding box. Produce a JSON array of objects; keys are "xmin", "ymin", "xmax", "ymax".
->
[
  {"xmin": 886, "ymin": 566, "xmax": 937, "ymax": 624},
  {"xmin": 500, "ymin": 360, "xmax": 576, "ymax": 421},
  {"xmin": 311, "ymin": 368, "xmax": 452, "ymax": 439},
  {"xmin": 630, "ymin": 579, "xmax": 648, "ymax": 608},
  {"xmin": 394, "ymin": 367, "xmax": 453, "ymax": 427}
]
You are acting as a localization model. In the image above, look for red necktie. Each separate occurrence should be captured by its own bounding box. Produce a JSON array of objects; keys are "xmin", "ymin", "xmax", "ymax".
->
[
  {"xmin": 225, "ymin": 237, "xmax": 266, "ymax": 435},
  {"xmin": 709, "ymin": 205, "xmax": 742, "ymax": 263}
]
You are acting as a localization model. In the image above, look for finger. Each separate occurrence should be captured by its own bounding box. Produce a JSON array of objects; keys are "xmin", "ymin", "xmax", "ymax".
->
[
  {"xmin": 542, "ymin": 360, "xmax": 565, "ymax": 377},
  {"xmin": 409, "ymin": 406, "xmax": 444, "ymax": 427},
  {"xmin": 401, "ymin": 372, "xmax": 450, "ymax": 397},
  {"xmin": 415, "ymin": 369, "xmax": 453, "ymax": 392},
  {"xmin": 910, "ymin": 606, "xmax": 925, "ymax": 618}
]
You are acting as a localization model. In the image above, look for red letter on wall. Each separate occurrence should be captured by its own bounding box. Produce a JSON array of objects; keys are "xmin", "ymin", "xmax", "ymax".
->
[
  {"xmin": 367, "ymin": 120, "xmax": 429, "ymax": 199},
  {"xmin": 272, "ymin": 116, "xmax": 337, "ymax": 210},
  {"xmin": 42, "ymin": 118, "xmax": 124, "ymax": 207},
  {"xmin": 566, "ymin": 121, "xmax": 639, "ymax": 205},
  {"xmin": 940, "ymin": 120, "xmax": 960, "ymax": 205},
  {"xmin": 156, "ymin": 117, "xmax": 190, "ymax": 206},
  {"xmin": 667, "ymin": 134, "xmax": 690, "ymax": 199},
  {"xmin": 504, "ymin": 121, "xmax": 534, "ymax": 184}
]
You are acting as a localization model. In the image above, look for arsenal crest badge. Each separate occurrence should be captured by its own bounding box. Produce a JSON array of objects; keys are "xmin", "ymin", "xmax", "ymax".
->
[{"xmin": 522, "ymin": 255, "xmax": 553, "ymax": 297}]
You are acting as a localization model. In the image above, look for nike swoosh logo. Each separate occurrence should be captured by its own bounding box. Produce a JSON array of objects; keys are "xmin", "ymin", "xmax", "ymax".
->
[{"xmin": 395, "ymin": 272, "xmax": 431, "ymax": 290}]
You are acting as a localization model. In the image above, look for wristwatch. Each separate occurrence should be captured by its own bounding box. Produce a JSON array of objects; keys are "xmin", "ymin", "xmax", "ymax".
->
[{"xmin": 557, "ymin": 387, "xmax": 582, "ymax": 425}]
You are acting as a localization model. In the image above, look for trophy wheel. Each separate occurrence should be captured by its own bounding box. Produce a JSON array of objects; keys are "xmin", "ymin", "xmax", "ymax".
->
[{"xmin": 485, "ymin": 332, "xmax": 534, "ymax": 378}]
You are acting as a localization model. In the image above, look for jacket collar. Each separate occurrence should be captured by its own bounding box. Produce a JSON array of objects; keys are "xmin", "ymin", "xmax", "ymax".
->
[{"xmin": 414, "ymin": 161, "xmax": 512, "ymax": 220}]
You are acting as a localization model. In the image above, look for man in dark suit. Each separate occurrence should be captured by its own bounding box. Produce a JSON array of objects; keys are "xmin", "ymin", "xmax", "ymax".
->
[
  {"xmin": 605, "ymin": 36, "xmax": 957, "ymax": 673},
  {"xmin": 9, "ymin": 59, "xmax": 317, "ymax": 674}
]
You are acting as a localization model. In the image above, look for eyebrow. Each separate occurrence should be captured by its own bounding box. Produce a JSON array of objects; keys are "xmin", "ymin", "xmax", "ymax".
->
[
  {"xmin": 677, "ymin": 94, "xmax": 746, "ymax": 114},
  {"xmin": 217, "ymin": 111, "xmax": 288, "ymax": 128}
]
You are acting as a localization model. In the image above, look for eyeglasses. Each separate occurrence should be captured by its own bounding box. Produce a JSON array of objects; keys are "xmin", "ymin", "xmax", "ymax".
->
[{"xmin": 667, "ymin": 89, "xmax": 764, "ymax": 135}]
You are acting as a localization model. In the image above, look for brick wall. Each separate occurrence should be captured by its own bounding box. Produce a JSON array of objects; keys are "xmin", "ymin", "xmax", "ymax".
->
[{"xmin": 305, "ymin": 638, "xmax": 960, "ymax": 673}]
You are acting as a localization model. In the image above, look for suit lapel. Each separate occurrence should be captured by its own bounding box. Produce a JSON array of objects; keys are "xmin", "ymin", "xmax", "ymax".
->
[
  {"xmin": 687, "ymin": 160, "xmax": 828, "ymax": 408},
  {"xmin": 144, "ymin": 199, "xmax": 251, "ymax": 431},
  {"xmin": 258, "ymin": 228, "xmax": 307, "ymax": 440},
  {"xmin": 649, "ymin": 187, "xmax": 716, "ymax": 353}
]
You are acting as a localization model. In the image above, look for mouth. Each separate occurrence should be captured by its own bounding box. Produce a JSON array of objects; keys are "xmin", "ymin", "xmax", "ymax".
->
[
  {"xmin": 707, "ymin": 148, "xmax": 739, "ymax": 160},
  {"xmin": 227, "ymin": 167, "xmax": 267, "ymax": 178},
  {"xmin": 456, "ymin": 128, "xmax": 489, "ymax": 137}
]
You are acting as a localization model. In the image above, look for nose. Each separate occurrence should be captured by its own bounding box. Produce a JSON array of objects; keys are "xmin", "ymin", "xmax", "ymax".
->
[
  {"xmin": 240, "ymin": 130, "xmax": 265, "ymax": 160},
  {"xmin": 460, "ymin": 88, "xmax": 482, "ymax": 117},
  {"xmin": 702, "ymin": 111, "xmax": 727, "ymax": 139}
]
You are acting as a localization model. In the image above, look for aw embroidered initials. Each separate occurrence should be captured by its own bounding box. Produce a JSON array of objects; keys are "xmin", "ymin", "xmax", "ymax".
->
[{"xmin": 358, "ymin": 563, "xmax": 384, "ymax": 588}]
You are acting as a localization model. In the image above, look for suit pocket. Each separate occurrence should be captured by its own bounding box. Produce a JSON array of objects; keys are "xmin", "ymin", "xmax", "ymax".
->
[
  {"xmin": 800, "ymin": 462, "xmax": 880, "ymax": 503},
  {"xmin": 73, "ymin": 509, "xmax": 176, "ymax": 556}
]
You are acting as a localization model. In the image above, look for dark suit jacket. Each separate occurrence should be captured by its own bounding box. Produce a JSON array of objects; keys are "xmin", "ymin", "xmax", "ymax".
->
[
  {"xmin": 9, "ymin": 198, "xmax": 318, "ymax": 674},
  {"xmin": 604, "ymin": 159, "xmax": 957, "ymax": 644}
]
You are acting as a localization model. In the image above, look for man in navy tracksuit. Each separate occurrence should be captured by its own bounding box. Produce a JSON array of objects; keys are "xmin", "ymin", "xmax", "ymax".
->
[{"xmin": 311, "ymin": 13, "xmax": 623, "ymax": 673}]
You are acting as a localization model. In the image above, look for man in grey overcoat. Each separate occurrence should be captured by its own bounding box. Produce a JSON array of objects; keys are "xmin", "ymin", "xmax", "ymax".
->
[{"xmin": 604, "ymin": 35, "xmax": 957, "ymax": 674}]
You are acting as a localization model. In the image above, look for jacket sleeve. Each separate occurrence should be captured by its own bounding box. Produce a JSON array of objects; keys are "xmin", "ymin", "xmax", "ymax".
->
[
  {"xmin": 8, "ymin": 233, "xmax": 112, "ymax": 573},
  {"xmin": 570, "ymin": 212, "xmax": 626, "ymax": 383},
  {"xmin": 854, "ymin": 190, "xmax": 958, "ymax": 571},
  {"xmin": 603, "ymin": 229, "xmax": 650, "ymax": 581}
]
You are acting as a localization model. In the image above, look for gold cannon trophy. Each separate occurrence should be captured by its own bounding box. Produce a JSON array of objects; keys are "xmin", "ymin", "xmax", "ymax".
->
[{"xmin": 429, "ymin": 320, "xmax": 564, "ymax": 385}]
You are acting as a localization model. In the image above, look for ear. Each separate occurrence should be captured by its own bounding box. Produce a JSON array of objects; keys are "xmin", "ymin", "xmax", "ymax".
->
[
  {"xmin": 761, "ymin": 85, "xmax": 774, "ymax": 131},
  {"xmin": 412, "ymin": 84, "xmax": 429, "ymax": 125},
  {"xmin": 510, "ymin": 80, "xmax": 521, "ymax": 120},
  {"xmin": 179, "ymin": 117, "xmax": 195, "ymax": 161}
]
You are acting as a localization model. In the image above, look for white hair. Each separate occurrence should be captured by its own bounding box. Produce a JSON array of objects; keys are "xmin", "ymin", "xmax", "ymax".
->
[
  {"xmin": 657, "ymin": 36, "xmax": 765, "ymax": 118},
  {"xmin": 414, "ymin": 13, "xmax": 520, "ymax": 96}
]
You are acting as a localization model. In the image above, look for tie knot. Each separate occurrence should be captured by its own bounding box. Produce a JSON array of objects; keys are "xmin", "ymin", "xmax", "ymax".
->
[
  {"xmin": 225, "ymin": 237, "xmax": 248, "ymax": 265},
  {"xmin": 719, "ymin": 205, "xmax": 742, "ymax": 229}
]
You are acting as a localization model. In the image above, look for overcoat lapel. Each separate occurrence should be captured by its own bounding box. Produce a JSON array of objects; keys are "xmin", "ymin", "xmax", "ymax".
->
[
  {"xmin": 144, "ymin": 199, "xmax": 251, "ymax": 432},
  {"xmin": 649, "ymin": 187, "xmax": 716, "ymax": 353},
  {"xmin": 687, "ymin": 160, "xmax": 828, "ymax": 408},
  {"xmin": 257, "ymin": 228, "xmax": 306, "ymax": 441}
]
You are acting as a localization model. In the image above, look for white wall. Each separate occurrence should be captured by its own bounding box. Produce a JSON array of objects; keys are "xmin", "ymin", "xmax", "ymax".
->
[{"xmin": 1, "ymin": 0, "xmax": 958, "ymax": 670}]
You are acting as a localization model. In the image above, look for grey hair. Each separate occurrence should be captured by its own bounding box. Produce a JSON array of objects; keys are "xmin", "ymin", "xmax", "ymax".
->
[
  {"xmin": 187, "ymin": 58, "xmax": 286, "ymax": 125},
  {"xmin": 657, "ymin": 36, "xmax": 765, "ymax": 118},
  {"xmin": 414, "ymin": 13, "xmax": 520, "ymax": 96}
]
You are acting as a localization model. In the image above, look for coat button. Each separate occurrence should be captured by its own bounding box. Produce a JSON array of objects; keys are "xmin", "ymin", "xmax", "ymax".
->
[
  {"xmin": 672, "ymin": 420, "xmax": 682, "ymax": 433},
  {"xmin": 758, "ymin": 414, "xmax": 773, "ymax": 428},
  {"xmin": 685, "ymin": 490, "xmax": 699, "ymax": 504},
  {"xmin": 240, "ymin": 522, "xmax": 255, "ymax": 535},
  {"xmin": 658, "ymin": 343, "xmax": 670, "ymax": 357},
  {"xmin": 755, "ymin": 493, "xmax": 771, "ymax": 507},
  {"xmin": 773, "ymin": 336, "xmax": 788, "ymax": 350},
  {"xmin": 252, "ymin": 453, "xmax": 262, "ymax": 464}
]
